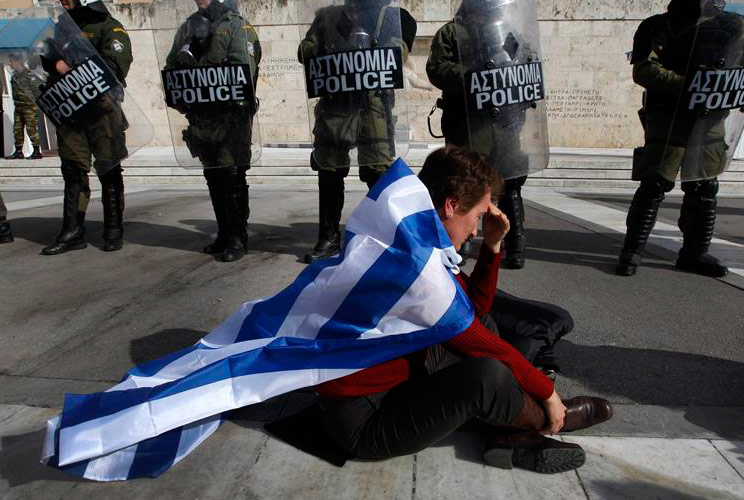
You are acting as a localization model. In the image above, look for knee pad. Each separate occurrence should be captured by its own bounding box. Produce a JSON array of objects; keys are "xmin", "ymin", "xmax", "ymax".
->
[
  {"xmin": 682, "ymin": 178, "xmax": 718, "ymax": 200},
  {"xmin": 61, "ymin": 162, "xmax": 85, "ymax": 183},
  {"xmin": 637, "ymin": 175, "xmax": 675, "ymax": 199},
  {"xmin": 98, "ymin": 165, "xmax": 123, "ymax": 185},
  {"xmin": 504, "ymin": 175, "xmax": 527, "ymax": 191}
]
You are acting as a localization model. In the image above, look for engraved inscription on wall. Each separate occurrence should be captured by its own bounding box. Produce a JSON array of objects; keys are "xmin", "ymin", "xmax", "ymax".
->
[{"xmin": 547, "ymin": 88, "xmax": 629, "ymax": 121}]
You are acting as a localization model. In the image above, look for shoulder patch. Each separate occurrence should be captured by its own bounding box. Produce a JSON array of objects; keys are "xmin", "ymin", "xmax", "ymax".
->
[
  {"xmin": 112, "ymin": 27, "xmax": 127, "ymax": 34},
  {"xmin": 82, "ymin": 32, "xmax": 94, "ymax": 38},
  {"xmin": 111, "ymin": 39, "xmax": 125, "ymax": 53}
]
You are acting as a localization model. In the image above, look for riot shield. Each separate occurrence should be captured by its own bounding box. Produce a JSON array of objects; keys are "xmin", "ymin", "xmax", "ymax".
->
[
  {"xmin": 150, "ymin": 0, "xmax": 262, "ymax": 169},
  {"xmin": 448, "ymin": 0, "xmax": 549, "ymax": 180},
  {"xmin": 298, "ymin": 0, "xmax": 413, "ymax": 172},
  {"xmin": 648, "ymin": 0, "xmax": 744, "ymax": 181},
  {"xmin": 0, "ymin": 4, "xmax": 152, "ymax": 176}
]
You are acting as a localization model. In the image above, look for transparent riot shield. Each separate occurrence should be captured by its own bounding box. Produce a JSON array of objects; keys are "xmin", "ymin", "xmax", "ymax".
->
[
  {"xmin": 0, "ymin": 4, "xmax": 152, "ymax": 176},
  {"xmin": 150, "ymin": 0, "xmax": 262, "ymax": 169},
  {"xmin": 448, "ymin": 0, "xmax": 549, "ymax": 180},
  {"xmin": 299, "ymin": 0, "xmax": 413, "ymax": 172},
  {"xmin": 651, "ymin": 0, "xmax": 744, "ymax": 181}
]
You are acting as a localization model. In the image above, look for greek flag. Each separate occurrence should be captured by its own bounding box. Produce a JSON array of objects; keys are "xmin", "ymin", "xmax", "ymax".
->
[{"xmin": 41, "ymin": 159, "xmax": 474, "ymax": 481}]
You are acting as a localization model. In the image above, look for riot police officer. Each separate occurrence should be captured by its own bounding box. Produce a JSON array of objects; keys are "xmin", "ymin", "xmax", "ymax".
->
[
  {"xmin": 427, "ymin": 0, "xmax": 548, "ymax": 269},
  {"xmin": 164, "ymin": 0, "xmax": 261, "ymax": 263},
  {"xmin": 616, "ymin": 0, "xmax": 741, "ymax": 277},
  {"xmin": 299, "ymin": 0, "xmax": 417, "ymax": 263},
  {"xmin": 41, "ymin": 0, "xmax": 132, "ymax": 255},
  {"xmin": 6, "ymin": 53, "xmax": 43, "ymax": 160}
]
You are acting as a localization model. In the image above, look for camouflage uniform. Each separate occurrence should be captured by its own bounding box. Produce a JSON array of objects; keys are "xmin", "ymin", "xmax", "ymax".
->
[
  {"xmin": 10, "ymin": 68, "xmax": 42, "ymax": 150},
  {"xmin": 299, "ymin": 2, "xmax": 416, "ymax": 263},
  {"xmin": 41, "ymin": 1, "xmax": 133, "ymax": 255},
  {"xmin": 427, "ymin": 7, "xmax": 534, "ymax": 268},
  {"xmin": 616, "ymin": 0, "xmax": 742, "ymax": 277},
  {"xmin": 165, "ymin": 0, "xmax": 261, "ymax": 262}
]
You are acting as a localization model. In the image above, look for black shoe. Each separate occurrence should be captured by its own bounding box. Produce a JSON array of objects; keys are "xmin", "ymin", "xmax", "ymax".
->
[
  {"xmin": 0, "ymin": 221, "xmax": 13, "ymax": 244},
  {"xmin": 503, "ymin": 252, "xmax": 525, "ymax": 269},
  {"xmin": 203, "ymin": 238, "xmax": 227, "ymax": 254},
  {"xmin": 41, "ymin": 228, "xmax": 87, "ymax": 255},
  {"xmin": 676, "ymin": 252, "xmax": 728, "ymax": 278},
  {"xmin": 483, "ymin": 431, "xmax": 585, "ymax": 474},
  {"xmin": 305, "ymin": 235, "xmax": 340, "ymax": 264},
  {"xmin": 616, "ymin": 252, "xmax": 641, "ymax": 276},
  {"xmin": 219, "ymin": 237, "xmax": 246, "ymax": 262},
  {"xmin": 6, "ymin": 150, "xmax": 24, "ymax": 160},
  {"xmin": 103, "ymin": 238, "xmax": 123, "ymax": 252},
  {"xmin": 27, "ymin": 147, "xmax": 42, "ymax": 160}
]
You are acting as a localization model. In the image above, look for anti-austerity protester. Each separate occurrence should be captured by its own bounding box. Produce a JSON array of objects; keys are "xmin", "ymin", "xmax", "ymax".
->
[
  {"xmin": 312, "ymin": 147, "xmax": 611, "ymax": 473},
  {"xmin": 299, "ymin": 0, "xmax": 417, "ymax": 263},
  {"xmin": 5, "ymin": 52, "xmax": 43, "ymax": 160},
  {"xmin": 427, "ymin": 0, "xmax": 550, "ymax": 269},
  {"xmin": 616, "ymin": 0, "xmax": 744, "ymax": 277},
  {"xmin": 39, "ymin": 0, "xmax": 133, "ymax": 255},
  {"xmin": 163, "ymin": 0, "xmax": 261, "ymax": 263}
]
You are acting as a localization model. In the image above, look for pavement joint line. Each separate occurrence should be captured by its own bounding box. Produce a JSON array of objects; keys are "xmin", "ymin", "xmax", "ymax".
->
[
  {"xmin": 573, "ymin": 466, "xmax": 592, "ymax": 500},
  {"xmin": 523, "ymin": 188, "xmax": 744, "ymax": 283},
  {"xmin": 0, "ymin": 373, "xmax": 119, "ymax": 384},
  {"xmin": 710, "ymin": 440, "xmax": 744, "ymax": 482}
]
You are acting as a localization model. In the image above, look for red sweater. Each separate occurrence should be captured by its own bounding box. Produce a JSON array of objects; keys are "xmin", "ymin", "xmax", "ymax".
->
[{"xmin": 316, "ymin": 245, "xmax": 555, "ymax": 402}]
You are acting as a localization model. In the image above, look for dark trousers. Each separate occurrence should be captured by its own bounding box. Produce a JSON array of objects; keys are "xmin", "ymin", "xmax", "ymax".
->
[{"xmin": 319, "ymin": 356, "xmax": 524, "ymax": 459}]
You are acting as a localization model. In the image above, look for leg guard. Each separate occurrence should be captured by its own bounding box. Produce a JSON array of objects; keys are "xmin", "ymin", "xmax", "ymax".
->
[
  {"xmin": 203, "ymin": 167, "xmax": 229, "ymax": 254},
  {"xmin": 305, "ymin": 167, "xmax": 345, "ymax": 264},
  {"xmin": 616, "ymin": 176, "xmax": 674, "ymax": 276},
  {"xmin": 0, "ymin": 219, "xmax": 13, "ymax": 244},
  {"xmin": 41, "ymin": 163, "xmax": 88, "ymax": 255},
  {"xmin": 498, "ymin": 176, "xmax": 527, "ymax": 269},
  {"xmin": 99, "ymin": 166, "xmax": 125, "ymax": 252},
  {"xmin": 676, "ymin": 178, "xmax": 728, "ymax": 277},
  {"xmin": 219, "ymin": 166, "xmax": 249, "ymax": 263}
]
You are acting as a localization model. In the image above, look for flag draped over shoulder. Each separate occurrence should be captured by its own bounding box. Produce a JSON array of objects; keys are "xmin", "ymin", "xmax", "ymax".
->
[{"xmin": 41, "ymin": 159, "xmax": 474, "ymax": 481}]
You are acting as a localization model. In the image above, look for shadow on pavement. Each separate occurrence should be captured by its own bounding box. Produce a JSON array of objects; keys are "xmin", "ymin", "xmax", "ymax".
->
[
  {"xmin": 585, "ymin": 479, "xmax": 732, "ymax": 500},
  {"xmin": 524, "ymin": 228, "xmax": 674, "ymax": 275},
  {"xmin": 558, "ymin": 340, "xmax": 744, "ymax": 407},
  {"xmin": 0, "ymin": 429, "xmax": 82, "ymax": 487},
  {"xmin": 129, "ymin": 328, "xmax": 207, "ymax": 366},
  {"xmin": 6, "ymin": 216, "xmax": 322, "ymax": 261}
]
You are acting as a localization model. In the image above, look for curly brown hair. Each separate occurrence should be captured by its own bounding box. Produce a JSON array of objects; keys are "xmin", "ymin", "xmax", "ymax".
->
[{"xmin": 418, "ymin": 146, "xmax": 502, "ymax": 212}]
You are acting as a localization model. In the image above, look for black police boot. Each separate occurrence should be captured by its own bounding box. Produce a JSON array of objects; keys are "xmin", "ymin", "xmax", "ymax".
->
[
  {"xmin": 6, "ymin": 149, "xmax": 24, "ymax": 160},
  {"xmin": 41, "ymin": 181, "xmax": 87, "ymax": 255},
  {"xmin": 27, "ymin": 146, "xmax": 43, "ymax": 160},
  {"xmin": 219, "ymin": 167, "xmax": 248, "ymax": 263},
  {"xmin": 616, "ymin": 177, "xmax": 671, "ymax": 276},
  {"xmin": 499, "ymin": 177, "xmax": 527, "ymax": 269},
  {"xmin": 305, "ymin": 169, "xmax": 343, "ymax": 264},
  {"xmin": 203, "ymin": 168, "xmax": 229, "ymax": 254},
  {"xmin": 0, "ymin": 218, "xmax": 13, "ymax": 244},
  {"xmin": 100, "ymin": 166, "xmax": 125, "ymax": 252},
  {"xmin": 675, "ymin": 179, "xmax": 728, "ymax": 278}
]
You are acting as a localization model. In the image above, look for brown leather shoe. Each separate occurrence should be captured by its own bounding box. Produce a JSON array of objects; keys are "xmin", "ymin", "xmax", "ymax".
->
[
  {"xmin": 483, "ymin": 431, "xmax": 585, "ymax": 474},
  {"xmin": 561, "ymin": 396, "xmax": 613, "ymax": 432}
]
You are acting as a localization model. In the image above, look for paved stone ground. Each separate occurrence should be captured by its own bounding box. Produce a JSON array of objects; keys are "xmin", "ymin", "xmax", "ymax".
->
[{"xmin": 0, "ymin": 185, "xmax": 742, "ymax": 499}]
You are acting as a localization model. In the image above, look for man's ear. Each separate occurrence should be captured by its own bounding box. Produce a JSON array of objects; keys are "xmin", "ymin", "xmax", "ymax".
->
[{"xmin": 443, "ymin": 196, "xmax": 458, "ymax": 219}]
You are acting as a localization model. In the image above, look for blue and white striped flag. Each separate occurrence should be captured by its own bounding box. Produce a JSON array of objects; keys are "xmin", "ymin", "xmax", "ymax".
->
[{"xmin": 41, "ymin": 158, "xmax": 474, "ymax": 481}]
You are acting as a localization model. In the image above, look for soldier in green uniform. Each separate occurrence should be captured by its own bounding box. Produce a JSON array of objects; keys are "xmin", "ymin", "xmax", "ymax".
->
[
  {"xmin": 0, "ymin": 192, "xmax": 13, "ymax": 244},
  {"xmin": 299, "ymin": 0, "xmax": 417, "ymax": 263},
  {"xmin": 165, "ymin": 0, "xmax": 261, "ymax": 263},
  {"xmin": 41, "ymin": 0, "xmax": 133, "ymax": 255},
  {"xmin": 5, "ymin": 53, "xmax": 43, "ymax": 160},
  {"xmin": 616, "ymin": 0, "xmax": 741, "ymax": 277},
  {"xmin": 427, "ymin": 0, "xmax": 542, "ymax": 269}
]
